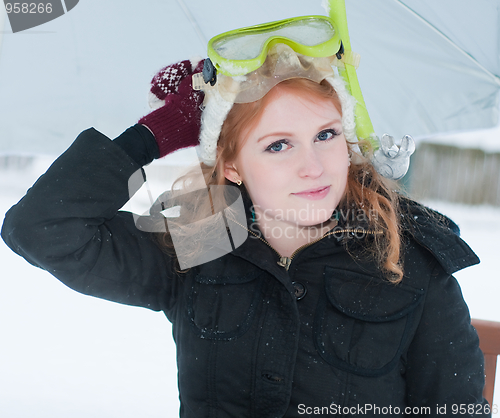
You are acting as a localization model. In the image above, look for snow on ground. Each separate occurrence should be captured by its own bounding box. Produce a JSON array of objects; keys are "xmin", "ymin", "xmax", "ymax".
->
[
  {"xmin": 0, "ymin": 157, "xmax": 179, "ymax": 418},
  {"xmin": 422, "ymin": 201, "xmax": 500, "ymax": 322},
  {"xmin": 0, "ymin": 157, "xmax": 499, "ymax": 417}
]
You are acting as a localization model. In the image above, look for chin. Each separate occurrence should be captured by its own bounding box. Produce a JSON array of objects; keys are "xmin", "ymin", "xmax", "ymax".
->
[
  {"xmin": 296, "ymin": 214, "xmax": 335, "ymax": 228},
  {"xmin": 291, "ymin": 203, "xmax": 336, "ymax": 226}
]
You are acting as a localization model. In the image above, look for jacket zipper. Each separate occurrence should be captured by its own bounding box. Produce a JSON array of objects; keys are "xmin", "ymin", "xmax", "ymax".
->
[
  {"xmin": 230, "ymin": 219, "xmax": 380, "ymax": 271},
  {"xmin": 276, "ymin": 228, "xmax": 374, "ymax": 271}
]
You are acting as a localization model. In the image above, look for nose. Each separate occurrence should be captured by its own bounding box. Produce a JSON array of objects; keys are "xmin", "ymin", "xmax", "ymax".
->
[{"xmin": 297, "ymin": 147, "xmax": 324, "ymax": 179}]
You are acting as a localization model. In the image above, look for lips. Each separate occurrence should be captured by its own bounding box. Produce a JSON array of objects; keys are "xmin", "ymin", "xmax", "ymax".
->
[{"xmin": 292, "ymin": 186, "xmax": 331, "ymax": 200}]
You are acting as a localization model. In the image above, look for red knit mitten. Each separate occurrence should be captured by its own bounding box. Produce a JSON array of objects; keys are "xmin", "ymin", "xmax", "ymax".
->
[{"xmin": 139, "ymin": 59, "xmax": 204, "ymax": 158}]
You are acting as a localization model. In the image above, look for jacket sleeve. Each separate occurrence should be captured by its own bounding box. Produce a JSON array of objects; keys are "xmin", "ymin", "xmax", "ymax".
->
[
  {"xmin": 405, "ymin": 266, "xmax": 489, "ymax": 415},
  {"xmin": 1, "ymin": 128, "xmax": 179, "ymax": 313}
]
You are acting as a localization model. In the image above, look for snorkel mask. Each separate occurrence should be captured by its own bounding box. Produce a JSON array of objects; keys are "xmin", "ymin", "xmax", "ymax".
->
[{"xmin": 194, "ymin": 0, "xmax": 414, "ymax": 180}]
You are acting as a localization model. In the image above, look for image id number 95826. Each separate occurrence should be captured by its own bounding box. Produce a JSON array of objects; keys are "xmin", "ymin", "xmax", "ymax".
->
[
  {"xmin": 451, "ymin": 404, "xmax": 498, "ymax": 415},
  {"xmin": 5, "ymin": 3, "xmax": 53, "ymax": 13}
]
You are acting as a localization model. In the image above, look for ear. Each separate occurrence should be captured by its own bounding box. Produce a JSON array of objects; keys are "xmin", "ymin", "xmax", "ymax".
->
[{"xmin": 223, "ymin": 162, "xmax": 241, "ymax": 184}]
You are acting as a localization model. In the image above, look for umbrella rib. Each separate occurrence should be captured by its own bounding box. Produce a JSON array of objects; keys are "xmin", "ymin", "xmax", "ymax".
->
[
  {"xmin": 175, "ymin": 0, "xmax": 208, "ymax": 51},
  {"xmin": 393, "ymin": 0, "xmax": 500, "ymax": 87}
]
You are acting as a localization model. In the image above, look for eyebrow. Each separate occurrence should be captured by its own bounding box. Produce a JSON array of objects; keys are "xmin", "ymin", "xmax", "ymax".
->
[{"xmin": 256, "ymin": 118, "xmax": 342, "ymax": 143}]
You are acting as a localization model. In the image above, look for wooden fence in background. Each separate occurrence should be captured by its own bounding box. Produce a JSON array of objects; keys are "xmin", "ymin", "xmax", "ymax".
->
[{"xmin": 408, "ymin": 143, "xmax": 500, "ymax": 206}]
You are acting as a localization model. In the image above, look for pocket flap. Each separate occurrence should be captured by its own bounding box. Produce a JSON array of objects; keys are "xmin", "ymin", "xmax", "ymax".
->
[
  {"xmin": 324, "ymin": 267, "xmax": 424, "ymax": 322},
  {"xmin": 194, "ymin": 256, "xmax": 262, "ymax": 285}
]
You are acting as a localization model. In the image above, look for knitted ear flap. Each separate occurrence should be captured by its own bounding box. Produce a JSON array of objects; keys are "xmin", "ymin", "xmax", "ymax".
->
[
  {"xmin": 197, "ymin": 88, "xmax": 235, "ymax": 166},
  {"xmin": 323, "ymin": 74, "xmax": 357, "ymax": 144}
]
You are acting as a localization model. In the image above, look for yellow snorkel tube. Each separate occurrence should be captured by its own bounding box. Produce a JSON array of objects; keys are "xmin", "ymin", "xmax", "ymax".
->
[
  {"xmin": 326, "ymin": 0, "xmax": 415, "ymax": 179},
  {"xmin": 326, "ymin": 0, "xmax": 377, "ymax": 150}
]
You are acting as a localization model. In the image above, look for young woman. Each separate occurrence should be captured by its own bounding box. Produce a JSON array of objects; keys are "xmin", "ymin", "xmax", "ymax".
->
[{"xmin": 1, "ymin": 14, "xmax": 489, "ymax": 418}]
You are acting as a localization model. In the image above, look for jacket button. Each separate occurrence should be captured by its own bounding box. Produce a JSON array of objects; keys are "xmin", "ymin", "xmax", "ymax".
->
[{"xmin": 292, "ymin": 281, "xmax": 307, "ymax": 300}]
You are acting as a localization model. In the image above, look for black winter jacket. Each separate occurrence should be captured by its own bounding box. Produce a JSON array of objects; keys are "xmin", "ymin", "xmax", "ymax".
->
[{"xmin": 2, "ymin": 128, "xmax": 489, "ymax": 417}]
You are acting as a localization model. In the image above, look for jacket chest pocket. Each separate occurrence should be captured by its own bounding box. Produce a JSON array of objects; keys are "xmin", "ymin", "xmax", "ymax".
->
[
  {"xmin": 314, "ymin": 267, "xmax": 424, "ymax": 377},
  {"xmin": 187, "ymin": 268, "xmax": 264, "ymax": 341}
]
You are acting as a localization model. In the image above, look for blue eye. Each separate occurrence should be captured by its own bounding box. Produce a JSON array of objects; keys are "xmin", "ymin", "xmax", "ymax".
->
[
  {"xmin": 317, "ymin": 129, "xmax": 340, "ymax": 142},
  {"xmin": 265, "ymin": 140, "xmax": 291, "ymax": 153}
]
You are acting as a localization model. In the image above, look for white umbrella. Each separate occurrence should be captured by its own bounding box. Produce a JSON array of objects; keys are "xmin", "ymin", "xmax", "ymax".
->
[
  {"xmin": 0, "ymin": 0, "xmax": 499, "ymax": 156},
  {"xmin": 347, "ymin": 0, "xmax": 500, "ymax": 142}
]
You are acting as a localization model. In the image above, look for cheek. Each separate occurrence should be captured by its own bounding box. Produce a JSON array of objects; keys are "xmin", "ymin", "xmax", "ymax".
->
[
  {"xmin": 238, "ymin": 165, "xmax": 291, "ymax": 218},
  {"xmin": 337, "ymin": 163, "xmax": 349, "ymax": 197},
  {"xmin": 326, "ymin": 142, "xmax": 349, "ymax": 176},
  {"xmin": 242, "ymin": 165, "xmax": 283, "ymax": 203}
]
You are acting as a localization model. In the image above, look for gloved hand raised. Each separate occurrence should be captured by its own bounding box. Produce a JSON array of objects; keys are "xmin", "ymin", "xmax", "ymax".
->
[{"xmin": 139, "ymin": 58, "xmax": 205, "ymax": 158}]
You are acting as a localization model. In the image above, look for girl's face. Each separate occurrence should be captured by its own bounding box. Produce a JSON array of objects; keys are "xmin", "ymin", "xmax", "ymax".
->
[{"xmin": 225, "ymin": 87, "xmax": 349, "ymax": 230}]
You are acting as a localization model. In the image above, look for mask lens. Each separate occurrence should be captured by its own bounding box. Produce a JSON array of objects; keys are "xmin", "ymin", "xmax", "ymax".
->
[{"xmin": 212, "ymin": 18, "xmax": 335, "ymax": 61}]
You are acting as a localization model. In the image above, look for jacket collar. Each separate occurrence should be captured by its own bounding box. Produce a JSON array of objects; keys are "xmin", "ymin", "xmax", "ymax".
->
[{"xmin": 399, "ymin": 198, "xmax": 480, "ymax": 275}]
